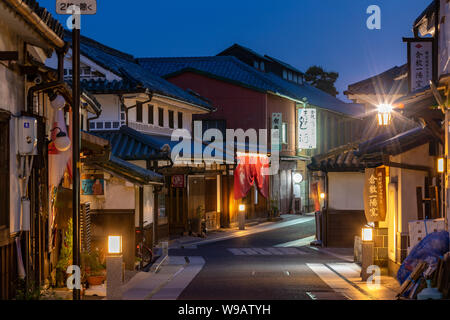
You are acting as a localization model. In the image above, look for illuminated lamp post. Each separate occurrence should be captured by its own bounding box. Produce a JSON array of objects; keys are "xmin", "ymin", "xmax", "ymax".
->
[
  {"xmin": 238, "ymin": 204, "xmax": 246, "ymax": 230},
  {"xmin": 361, "ymin": 226, "xmax": 374, "ymax": 281},
  {"xmin": 106, "ymin": 235, "xmax": 123, "ymax": 300}
]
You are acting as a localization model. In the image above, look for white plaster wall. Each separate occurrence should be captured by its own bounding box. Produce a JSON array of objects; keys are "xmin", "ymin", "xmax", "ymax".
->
[
  {"xmin": 94, "ymin": 94, "xmax": 121, "ymax": 121},
  {"xmin": 390, "ymin": 143, "xmax": 434, "ymax": 233},
  {"xmin": 0, "ymin": 24, "xmax": 25, "ymax": 233},
  {"xmin": 143, "ymin": 185, "xmax": 154, "ymax": 227},
  {"xmin": 328, "ymin": 172, "xmax": 365, "ymax": 210}
]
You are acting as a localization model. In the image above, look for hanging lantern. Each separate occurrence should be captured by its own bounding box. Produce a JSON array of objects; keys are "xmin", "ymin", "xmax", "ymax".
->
[
  {"xmin": 51, "ymin": 127, "xmax": 71, "ymax": 152},
  {"xmin": 377, "ymin": 104, "xmax": 393, "ymax": 126}
]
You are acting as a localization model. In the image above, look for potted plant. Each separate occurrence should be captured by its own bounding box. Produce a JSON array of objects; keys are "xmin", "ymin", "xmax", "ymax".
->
[
  {"xmin": 81, "ymin": 249, "xmax": 106, "ymax": 286},
  {"xmin": 270, "ymin": 199, "xmax": 279, "ymax": 220}
]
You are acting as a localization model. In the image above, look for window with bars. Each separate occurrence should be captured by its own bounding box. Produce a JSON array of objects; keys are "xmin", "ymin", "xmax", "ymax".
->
[
  {"xmin": 178, "ymin": 112, "xmax": 183, "ymax": 129},
  {"xmin": 148, "ymin": 104, "xmax": 154, "ymax": 124},
  {"xmin": 120, "ymin": 105, "xmax": 126, "ymax": 125},
  {"xmin": 136, "ymin": 102, "xmax": 143, "ymax": 123},
  {"xmin": 168, "ymin": 110, "xmax": 174, "ymax": 129},
  {"xmin": 158, "ymin": 107, "xmax": 164, "ymax": 127}
]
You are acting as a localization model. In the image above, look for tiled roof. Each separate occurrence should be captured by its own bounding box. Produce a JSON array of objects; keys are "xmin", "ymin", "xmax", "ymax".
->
[
  {"xmin": 64, "ymin": 32, "xmax": 213, "ymax": 111},
  {"xmin": 138, "ymin": 56, "xmax": 363, "ymax": 117},
  {"xmin": 308, "ymin": 125, "xmax": 435, "ymax": 172},
  {"xmin": 217, "ymin": 43, "xmax": 271, "ymax": 62},
  {"xmin": 91, "ymin": 126, "xmax": 170, "ymax": 161},
  {"xmin": 356, "ymin": 126, "xmax": 434, "ymax": 156},
  {"xmin": 263, "ymin": 55, "xmax": 304, "ymax": 75},
  {"xmin": 76, "ymin": 78, "xmax": 147, "ymax": 94},
  {"xmin": 138, "ymin": 56, "xmax": 279, "ymax": 93},
  {"xmin": 345, "ymin": 64, "xmax": 409, "ymax": 96},
  {"xmin": 81, "ymin": 130, "xmax": 163, "ymax": 184},
  {"xmin": 264, "ymin": 73, "xmax": 364, "ymax": 117},
  {"xmin": 107, "ymin": 156, "xmax": 163, "ymax": 184},
  {"xmin": 8, "ymin": 0, "xmax": 65, "ymax": 39}
]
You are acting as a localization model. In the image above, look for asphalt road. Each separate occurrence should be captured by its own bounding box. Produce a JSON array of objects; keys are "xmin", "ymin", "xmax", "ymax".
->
[{"xmin": 170, "ymin": 218, "xmax": 350, "ymax": 300}]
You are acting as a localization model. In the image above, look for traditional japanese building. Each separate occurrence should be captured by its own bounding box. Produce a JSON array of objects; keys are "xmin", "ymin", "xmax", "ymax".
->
[{"xmin": 138, "ymin": 46, "xmax": 364, "ymax": 216}]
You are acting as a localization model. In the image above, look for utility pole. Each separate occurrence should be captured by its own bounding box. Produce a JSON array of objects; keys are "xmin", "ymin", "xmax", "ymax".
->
[
  {"xmin": 72, "ymin": 22, "xmax": 81, "ymax": 302},
  {"xmin": 57, "ymin": 0, "xmax": 97, "ymax": 300}
]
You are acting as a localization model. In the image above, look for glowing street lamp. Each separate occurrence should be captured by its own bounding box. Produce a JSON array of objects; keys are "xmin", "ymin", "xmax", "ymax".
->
[
  {"xmin": 377, "ymin": 103, "xmax": 393, "ymax": 126},
  {"xmin": 238, "ymin": 204, "xmax": 245, "ymax": 230}
]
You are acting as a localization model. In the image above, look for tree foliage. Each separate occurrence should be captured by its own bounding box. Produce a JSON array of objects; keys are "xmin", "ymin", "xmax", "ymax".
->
[{"xmin": 304, "ymin": 65, "xmax": 339, "ymax": 97}]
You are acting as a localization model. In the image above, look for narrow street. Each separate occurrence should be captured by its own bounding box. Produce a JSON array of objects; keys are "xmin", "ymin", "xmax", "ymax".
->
[{"xmin": 169, "ymin": 218, "xmax": 352, "ymax": 300}]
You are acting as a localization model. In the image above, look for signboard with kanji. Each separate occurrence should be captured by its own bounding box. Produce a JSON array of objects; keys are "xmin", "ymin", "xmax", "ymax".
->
[
  {"xmin": 298, "ymin": 108, "xmax": 316, "ymax": 149},
  {"xmin": 405, "ymin": 38, "xmax": 433, "ymax": 92},
  {"xmin": 363, "ymin": 167, "xmax": 386, "ymax": 222},
  {"xmin": 171, "ymin": 175, "xmax": 185, "ymax": 188},
  {"xmin": 56, "ymin": 0, "xmax": 97, "ymax": 14},
  {"xmin": 272, "ymin": 113, "xmax": 282, "ymax": 151}
]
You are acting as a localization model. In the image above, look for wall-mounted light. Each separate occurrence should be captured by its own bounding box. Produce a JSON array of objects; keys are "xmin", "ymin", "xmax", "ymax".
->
[
  {"xmin": 320, "ymin": 192, "xmax": 326, "ymax": 200},
  {"xmin": 50, "ymin": 127, "xmax": 71, "ymax": 152},
  {"xmin": 293, "ymin": 172, "xmax": 303, "ymax": 184},
  {"xmin": 108, "ymin": 235, "xmax": 122, "ymax": 254},
  {"xmin": 437, "ymin": 157, "xmax": 445, "ymax": 174},
  {"xmin": 239, "ymin": 204, "xmax": 246, "ymax": 212},
  {"xmin": 376, "ymin": 103, "xmax": 393, "ymax": 126}
]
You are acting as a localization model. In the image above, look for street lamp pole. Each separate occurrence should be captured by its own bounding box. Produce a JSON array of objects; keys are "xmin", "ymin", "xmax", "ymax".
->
[{"xmin": 72, "ymin": 25, "xmax": 81, "ymax": 301}]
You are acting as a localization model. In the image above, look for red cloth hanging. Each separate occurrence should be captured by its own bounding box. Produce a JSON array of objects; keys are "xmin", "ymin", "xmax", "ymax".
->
[
  {"xmin": 254, "ymin": 156, "xmax": 269, "ymax": 198},
  {"xmin": 234, "ymin": 154, "xmax": 269, "ymax": 199},
  {"xmin": 234, "ymin": 156, "xmax": 254, "ymax": 199}
]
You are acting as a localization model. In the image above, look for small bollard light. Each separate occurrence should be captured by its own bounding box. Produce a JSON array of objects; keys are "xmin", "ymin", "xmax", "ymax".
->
[
  {"xmin": 360, "ymin": 226, "xmax": 374, "ymax": 282},
  {"xmin": 238, "ymin": 204, "xmax": 246, "ymax": 230},
  {"xmin": 362, "ymin": 227, "xmax": 373, "ymax": 242},
  {"xmin": 108, "ymin": 235, "xmax": 122, "ymax": 254},
  {"xmin": 106, "ymin": 235, "xmax": 123, "ymax": 300},
  {"xmin": 437, "ymin": 157, "xmax": 445, "ymax": 174}
]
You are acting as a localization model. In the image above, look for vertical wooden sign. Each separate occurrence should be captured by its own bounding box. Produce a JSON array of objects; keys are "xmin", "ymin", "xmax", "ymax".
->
[{"xmin": 363, "ymin": 167, "xmax": 387, "ymax": 222}]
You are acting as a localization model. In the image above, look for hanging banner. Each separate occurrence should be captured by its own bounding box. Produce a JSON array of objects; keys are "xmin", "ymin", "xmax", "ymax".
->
[
  {"xmin": 404, "ymin": 38, "xmax": 434, "ymax": 92},
  {"xmin": 298, "ymin": 108, "xmax": 316, "ymax": 149},
  {"xmin": 171, "ymin": 175, "xmax": 185, "ymax": 188},
  {"xmin": 363, "ymin": 167, "xmax": 387, "ymax": 222},
  {"xmin": 272, "ymin": 113, "xmax": 282, "ymax": 151}
]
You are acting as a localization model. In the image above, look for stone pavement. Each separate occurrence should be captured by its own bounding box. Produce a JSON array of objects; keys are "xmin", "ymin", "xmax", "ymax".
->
[
  {"xmin": 311, "ymin": 247, "xmax": 401, "ymax": 300},
  {"xmin": 168, "ymin": 213, "xmax": 315, "ymax": 249},
  {"xmin": 121, "ymin": 256, "xmax": 205, "ymax": 300}
]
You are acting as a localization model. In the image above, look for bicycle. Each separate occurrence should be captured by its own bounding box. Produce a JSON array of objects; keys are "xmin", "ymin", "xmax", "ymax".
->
[{"xmin": 135, "ymin": 223, "xmax": 153, "ymax": 270}]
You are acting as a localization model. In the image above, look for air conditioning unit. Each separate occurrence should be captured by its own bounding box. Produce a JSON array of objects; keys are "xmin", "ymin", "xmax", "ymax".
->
[{"xmin": 18, "ymin": 116, "xmax": 38, "ymax": 155}]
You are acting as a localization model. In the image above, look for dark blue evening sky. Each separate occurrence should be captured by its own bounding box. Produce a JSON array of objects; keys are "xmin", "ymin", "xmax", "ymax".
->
[{"xmin": 41, "ymin": 0, "xmax": 431, "ymax": 101}]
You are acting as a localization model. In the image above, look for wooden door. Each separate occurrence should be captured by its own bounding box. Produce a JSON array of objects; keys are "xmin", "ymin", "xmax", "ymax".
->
[{"xmin": 188, "ymin": 177, "xmax": 205, "ymax": 220}]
